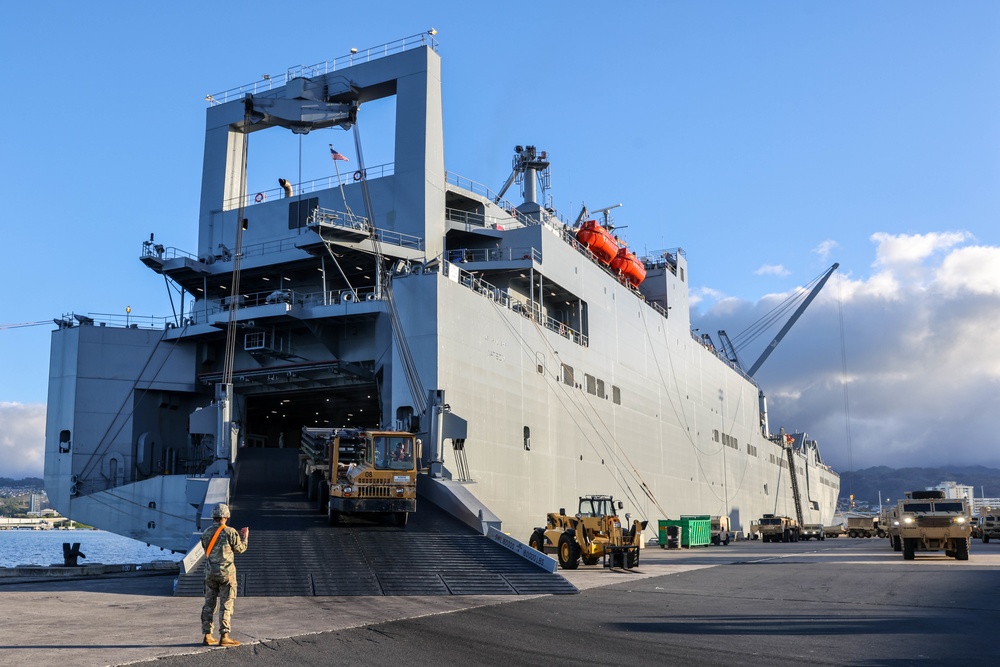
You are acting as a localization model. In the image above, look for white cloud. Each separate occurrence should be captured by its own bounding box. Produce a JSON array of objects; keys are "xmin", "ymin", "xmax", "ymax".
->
[
  {"xmin": 693, "ymin": 232, "xmax": 1000, "ymax": 472},
  {"xmin": 871, "ymin": 231, "xmax": 970, "ymax": 269},
  {"xmin": 0, "ymin": 402, "xmax": 46, "ymax": 479},
  {"xmin": 755, "ymin": 264, "xmax": 791, "ymax": 277},
  {"xmin": 934, "ymin": 245, "xmax": 1000, "ymax": 296},
  {"xmin": 812, "ymin": 239, "xmax": 838, "ymax": 261}
]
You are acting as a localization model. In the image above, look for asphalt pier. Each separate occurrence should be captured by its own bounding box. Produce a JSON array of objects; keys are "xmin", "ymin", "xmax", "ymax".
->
[{"xmin": 2, "ymin": 538, "xmax": 999, "ymax": 666}]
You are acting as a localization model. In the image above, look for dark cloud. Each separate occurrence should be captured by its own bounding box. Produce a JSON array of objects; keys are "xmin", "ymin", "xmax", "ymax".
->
[{"xmin": 694, "ymin": 232, "xmax": 1000, "ymax": 472}]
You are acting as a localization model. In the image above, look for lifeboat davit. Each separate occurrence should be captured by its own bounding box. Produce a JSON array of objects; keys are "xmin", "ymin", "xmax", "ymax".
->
[
  {"xmin": 576, "ymin": 220, "xmax": 617, "ymax": 265},
  {"xmin": 610, "ymin": 246, "xmax": 646, "ymax": 288}
]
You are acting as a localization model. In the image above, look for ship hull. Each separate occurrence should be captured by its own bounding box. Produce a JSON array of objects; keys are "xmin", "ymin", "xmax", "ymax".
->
[{"xmin": 43, "ymin": 37, "xmax": 838, "ymax": 552}]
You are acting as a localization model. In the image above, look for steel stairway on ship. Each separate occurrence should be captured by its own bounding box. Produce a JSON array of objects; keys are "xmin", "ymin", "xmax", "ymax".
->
[{"xmin": 174, "ymin": 448, "xmax": 576, "ymax": 596}]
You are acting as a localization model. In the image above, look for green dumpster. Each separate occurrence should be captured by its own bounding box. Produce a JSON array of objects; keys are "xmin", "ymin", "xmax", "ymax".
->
[
  {"xmin": 657, "ymin": 520, "xmax": 682, "ymax": 549},
  {"xmin": 659, "ymin": 516, "xmax": 712, "ymax": 547}
]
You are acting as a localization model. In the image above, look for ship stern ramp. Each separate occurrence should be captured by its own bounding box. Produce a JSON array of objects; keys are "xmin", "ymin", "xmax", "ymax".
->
[{"xmin": 174, "ymin": 448, "xmax": 574, "ymax": 596}]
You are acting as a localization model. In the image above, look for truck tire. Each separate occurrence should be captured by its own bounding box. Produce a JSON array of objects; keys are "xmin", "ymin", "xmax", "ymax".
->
[
  {"xmin": 394, "ymin": 512, "xmax": 408, "ymax": 528},
  {"xmin": 983, "ymin": 535, "xmax": 990, "ymax": 544},
  {"xmin": 955, "ymin": 538, "xmax": 969, "ymax": 560},
  {"xmin": 528, "ymin": 530, "xmax": 545, "ymax": 553},
  {"xmin": 327, "ymin": 503, "xmax": 341, "ymax": 526},
  {"xmin": 557, "ymin": 533, "xmax": 581, "ymax": 570},
  {"xmin": 317, "ymin": 481, "xmax": 329, "ymax": 513},
  {"xmin": 892, "ymin": 535, "xmax": 901, "ymax": 552},
  {"xmin": 903, "ymin": 538, "xmax": 916, "ymax": 560},
  {"xmin": 307, "ymin": 471, "xmax": 318, "ymax": 501}
]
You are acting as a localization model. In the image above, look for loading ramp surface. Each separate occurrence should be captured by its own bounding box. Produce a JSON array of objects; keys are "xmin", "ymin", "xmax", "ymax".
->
[{"xmin": 175, "ymin": 448, "xmax": 576, "ymax": 597}]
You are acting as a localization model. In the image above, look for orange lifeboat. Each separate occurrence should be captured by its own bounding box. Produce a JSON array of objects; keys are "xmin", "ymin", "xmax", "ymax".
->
[
  {"xmin": 576, "ymin": 220, "xmax": 617, "ymax": 265},
  {"xmin": 610, "ymin": 246, "xmax": 646, "ymax": 288}
]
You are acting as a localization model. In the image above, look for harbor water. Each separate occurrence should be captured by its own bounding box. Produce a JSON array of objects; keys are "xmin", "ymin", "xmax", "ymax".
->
[{"xmin": 0, "ymin": 529, "xmax": 185, "ymax": 568}]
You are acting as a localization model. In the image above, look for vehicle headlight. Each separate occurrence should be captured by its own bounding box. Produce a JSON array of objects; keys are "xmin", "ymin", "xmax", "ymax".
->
[
  {"xmin": 343, "ymin": 487, "xmax": 353, "ymax": 496},
  {"xmin": 903, "ymin": 517, "xmax": 914, "ymax": 524},
  {"xmin": 955, "ymin": 517, "xmax": 966, "ymax": 524}
]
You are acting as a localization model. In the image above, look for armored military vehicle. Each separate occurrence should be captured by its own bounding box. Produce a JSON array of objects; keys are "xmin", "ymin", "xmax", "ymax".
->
[{"xmin": 896, "ymin": 490, "xmax": 971, "ymax": 560}]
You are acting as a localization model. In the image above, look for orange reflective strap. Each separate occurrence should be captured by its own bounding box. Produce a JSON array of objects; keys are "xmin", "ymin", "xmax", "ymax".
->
[{"xmin": 204, "ymin": 525, "xmax": 225, "ymax": 561}]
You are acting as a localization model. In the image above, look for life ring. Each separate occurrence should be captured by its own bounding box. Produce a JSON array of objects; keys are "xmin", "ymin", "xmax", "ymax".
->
[
  {"xmin": 254, "ymin": 192, "xmax": 265, "ymax": 203},
  {"xmin": 353, "ymin": 170, "xmax": 363, "ymax": 181}
]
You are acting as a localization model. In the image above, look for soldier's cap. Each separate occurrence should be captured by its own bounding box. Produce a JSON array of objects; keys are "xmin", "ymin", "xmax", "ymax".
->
[{"xmin": 212, "ymin": 503, "xmax": 231, "ymax": 519}]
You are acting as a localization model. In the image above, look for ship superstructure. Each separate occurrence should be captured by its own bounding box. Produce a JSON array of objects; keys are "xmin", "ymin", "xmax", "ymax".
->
[{"xmin": 44, "ymin": 34, "xmax": 839, "ymax": 553}]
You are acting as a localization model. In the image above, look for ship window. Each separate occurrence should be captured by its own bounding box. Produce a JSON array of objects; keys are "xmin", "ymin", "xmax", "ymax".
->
[
  {"xmin": 679, "ymin": 266, "xmax": 685, "ymax": 282},
  {"xmin": 59, "ymin": 429, "xmax": 71, "ymax": 453},
  {"xmin": 713, "ymin": 429, "xmax": 719, "ymax": 442},
  {"xmin": 561, "ymin": 364, "xmax": 574, "ymax": 387},
  {"xmin": 764, "ymin": 483, "xmax": 769, "ymax": 495},
  {"xmin": 612, "ymin": 386, "xmax": 621, "ymax": 405},
  {"xmin": 523, "ymin": 426, "xmax": 530, "ymax": 451},
  {"xmin": 596, "ymin": 379, "xmax": 605, "ymax": 398},
  {"xmin": 585, "ymin": 374, "xmax": 597, "ymax": 395}
]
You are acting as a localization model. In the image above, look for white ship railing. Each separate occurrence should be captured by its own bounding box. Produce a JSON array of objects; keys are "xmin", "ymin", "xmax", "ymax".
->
[
  {"xmin": 206, "ymin": 32, "xmax": 440, "ymax": 106},
  {"xmin": 446, "ymin": 246, "xmax": 542, "ymax": 264},
  {"xmin": 421, "ymin": 259, "xmax": 587, "ymax": 347},
  {"xmin": 445, "ymin": 172, "xmax": 568, "ymax": 233},
  {"xmin": 225, "ymin": 162, "xmax": 394, "ymax": 210}
]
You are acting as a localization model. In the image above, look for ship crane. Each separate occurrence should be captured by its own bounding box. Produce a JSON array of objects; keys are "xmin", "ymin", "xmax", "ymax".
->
[
  {"xmin": 721, "ymin": 263, "xmax": 839, "ymax": 378},
  {"xmin": 746, "ymin": 263, "xmax": 839, "ymax": 377}
]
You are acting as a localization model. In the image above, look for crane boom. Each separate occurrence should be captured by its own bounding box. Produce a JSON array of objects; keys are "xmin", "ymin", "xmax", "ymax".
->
[{"xmin": 746, "ymin": 263, "xmax": 839, "ymax": 378}]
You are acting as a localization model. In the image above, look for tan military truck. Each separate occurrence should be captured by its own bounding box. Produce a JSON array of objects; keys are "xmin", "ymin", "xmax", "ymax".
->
[
  {"xmin": 800, "ymin": 523, "xmax": 825, "ymax": 541},
  {"xmin": 823, "ymin": 524, "xmax": 846, "ymax": 538},
  {"xmin": 302, "ymin": 427, "xmax": 419, "ymax": 528},
  {"xmin": 752, "ymin": 514, "xmax": 800, "ymax": 543},
  {"xmin": 710, "ymin": 515, "xmax": 734, "ymax": 545},
  {"xmin": 896, "ymin": 490, "xmax": 972, "ymax": 560},
  {"xmin": 846, "ymin": 515, "xmax": 878, "ymax": 538},
  {"xmin": 980, "ymin": 506, "xmax": 1000, "ymax": 543},
  {"xmin": 885, "ymin": 505, "xmax": 902, "ymax": 551}
]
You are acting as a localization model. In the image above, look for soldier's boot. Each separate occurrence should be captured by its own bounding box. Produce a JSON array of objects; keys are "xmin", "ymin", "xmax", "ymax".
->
[
  {"xmin": 203, "ymin": 633, "xmax": 219, "ymax": 646},
  {"xmin": 220, "ymin": 633, "xmax": 240, "ymax": 647}
]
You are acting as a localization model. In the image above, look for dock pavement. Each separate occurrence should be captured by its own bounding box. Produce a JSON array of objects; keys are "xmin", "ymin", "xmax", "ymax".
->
[{"xmin": 1, "ymin": 538, "xmax": 998, "ymax": 666}]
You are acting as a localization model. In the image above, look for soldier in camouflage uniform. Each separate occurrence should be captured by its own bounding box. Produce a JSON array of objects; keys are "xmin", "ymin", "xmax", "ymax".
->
[{"xmin": 201, "ymin": 503, "xmax": 249, "ymax": 647}]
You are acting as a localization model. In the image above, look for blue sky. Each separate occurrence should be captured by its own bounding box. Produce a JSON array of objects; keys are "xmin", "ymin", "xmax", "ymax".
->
[{"xmin": 2, "ymin": 2, "xmax": 999, "ymax": 478}]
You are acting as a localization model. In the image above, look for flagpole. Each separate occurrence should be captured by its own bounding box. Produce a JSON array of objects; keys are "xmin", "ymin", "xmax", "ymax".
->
[{"xmin": 330, "ymin": 144, "xmax": 351, "ymax": 217}]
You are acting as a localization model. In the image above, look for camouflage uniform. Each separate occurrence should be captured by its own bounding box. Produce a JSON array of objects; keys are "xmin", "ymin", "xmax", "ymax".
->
[{"xmin": 200, "ymin": 521, "xmax": 248, "ymax": 636}]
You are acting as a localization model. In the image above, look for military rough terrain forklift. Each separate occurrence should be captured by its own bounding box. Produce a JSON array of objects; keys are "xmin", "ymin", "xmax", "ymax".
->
[{"xmin": 527, "ymin": 495, "xmax": 647, "ymax": 569}]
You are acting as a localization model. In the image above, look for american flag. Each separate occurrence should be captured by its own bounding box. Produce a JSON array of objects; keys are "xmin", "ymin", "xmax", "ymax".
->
[{"xmin": 329, "ymin": 145, "xmax": 349, "ymax": 162}]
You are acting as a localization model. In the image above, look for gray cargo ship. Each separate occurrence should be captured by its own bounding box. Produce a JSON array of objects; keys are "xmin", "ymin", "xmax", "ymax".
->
[{"xmin": 44, "ymin": 33, "xmax": 839, "ymax": 554}]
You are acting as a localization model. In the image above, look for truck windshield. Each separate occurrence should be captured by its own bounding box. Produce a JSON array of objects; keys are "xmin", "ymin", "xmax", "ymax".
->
[
  {"xmin": 372, "ymin": 436, "xmax": 415, "ymax": 471},
  {"xmin": 933, "ymin": 502, "xmax": 965, "ymax": 512},
  {"xmin": 902, "ymin": 503, "xmax": 932, "ymax": 513},
  {"xmin": 760, "ymin": 518, "xmax": 781, "ymax": 525}
]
